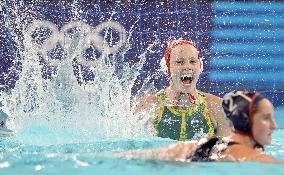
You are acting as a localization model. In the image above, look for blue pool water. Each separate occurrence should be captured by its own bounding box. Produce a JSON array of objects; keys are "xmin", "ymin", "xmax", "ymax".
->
[
  {"xmin": 0, "ymin": 128, "xmax": 283, "ymax": 175},
  {"xmin": 1, "ymin": 1, "xmax": 284, "ymax": 175}
]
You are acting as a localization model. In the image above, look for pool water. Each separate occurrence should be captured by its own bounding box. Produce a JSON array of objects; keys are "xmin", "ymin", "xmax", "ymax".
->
[
  {"xmin": 1, "ymin": 1, "xmax": 284, "ymax": 175},
  {"xmin": 0, "ymin": 128, "xmax": 283, "ymax": 175}
]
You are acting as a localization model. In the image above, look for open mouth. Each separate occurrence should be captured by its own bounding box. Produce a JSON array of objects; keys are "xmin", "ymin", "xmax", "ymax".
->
[{"xmin": 180, "ymin": 74, "xmax": 193, "ymax": 85}]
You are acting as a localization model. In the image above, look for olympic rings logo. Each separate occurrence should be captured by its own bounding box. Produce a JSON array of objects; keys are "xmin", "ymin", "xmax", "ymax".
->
[{"xmin": 24, "ymin": 20, "xmax": 127, "ymax": 67}]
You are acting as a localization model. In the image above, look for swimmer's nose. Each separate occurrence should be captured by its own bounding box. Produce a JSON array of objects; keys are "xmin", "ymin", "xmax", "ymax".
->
[
  {"xmin": 271, "ymin": 118, "xmax": 277, "ymax": 130},
  {"xmin": 183, "ymin": 60, "xmax": 194, "ymax": 68}
]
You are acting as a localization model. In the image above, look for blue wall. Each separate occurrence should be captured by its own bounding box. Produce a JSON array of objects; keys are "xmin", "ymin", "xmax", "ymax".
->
[{"xmin": 211, "ymin": 2, "xmax": 284, "ymax": 128}]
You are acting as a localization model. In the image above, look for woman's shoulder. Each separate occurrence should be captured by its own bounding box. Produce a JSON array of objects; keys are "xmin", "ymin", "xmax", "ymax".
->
[
  {"xmin": 132, "ymin": 91, "xmax": 158, "ymax": 113},
  {"xmin": 203, "ymin": 92, "xmax": 222, "ymax": 103},
  {"xmin": 201, "ymin": 92, "xmax": 222, "ymax": 108},
  {"xmin": 202, "ymin": 91, "xmax": 231, "ymax": 136},
  {"xmin": 224, "ymin": 144, "xmax": 282, "ymax": 163}
]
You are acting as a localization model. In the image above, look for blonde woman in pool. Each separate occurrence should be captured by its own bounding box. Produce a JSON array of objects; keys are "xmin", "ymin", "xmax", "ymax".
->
[
  {"xmin": 134, "ymin": 39, "xmax": 230, "ymax": 141},
  {"xmin": 126, "ymin": 91, "xmax": 283, "ymax": 163}
]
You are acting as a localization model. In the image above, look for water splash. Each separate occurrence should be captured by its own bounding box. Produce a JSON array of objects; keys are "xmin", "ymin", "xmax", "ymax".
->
[{"xmin": 1, "ymin": 2, "xmax": 159, "ymax": 144}]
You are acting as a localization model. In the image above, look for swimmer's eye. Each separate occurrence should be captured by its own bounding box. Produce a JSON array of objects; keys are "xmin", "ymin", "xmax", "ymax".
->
[
  {"xmin": 263, "ymin": 115, "xmax": 273, "ymax": 120},
  {"xmin": 176, "ymin": 60, "xmax": 184, "ymax": 64},
  {"xmin": 190, "ymin": 60, "xmax": 197, "ymax": 64}
]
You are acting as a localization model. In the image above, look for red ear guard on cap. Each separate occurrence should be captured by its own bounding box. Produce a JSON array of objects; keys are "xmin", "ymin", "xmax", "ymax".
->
[{"xmin": 163, "ymin": 39, "xmax": 203, "ymax": 76}]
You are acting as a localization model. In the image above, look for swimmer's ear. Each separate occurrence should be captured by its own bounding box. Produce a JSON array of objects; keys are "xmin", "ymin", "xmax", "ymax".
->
[
  {"xmin": 160, "ymin": 57, "xmax": 168, "ymax": 75},
  {"xmin": 199, "ymin": 57, "xmax": 204, "ymax": 73}
]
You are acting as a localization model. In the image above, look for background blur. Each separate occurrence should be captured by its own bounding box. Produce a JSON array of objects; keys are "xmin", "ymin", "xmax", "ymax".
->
[{"xmin": 0, "ymin": 0, "xmax": 283, "ymax": 128}]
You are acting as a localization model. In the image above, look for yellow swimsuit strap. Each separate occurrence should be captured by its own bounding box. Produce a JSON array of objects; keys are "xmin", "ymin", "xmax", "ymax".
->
[
  {"xmin": 198, "ymin": 92, "xmax": 215, "ymax": 136},
  {"xmin": 156, "ymin": 90, "xmax": 202, "ymax": 116},
  {"xmin": 154, "ymin": 90, "xmax": 167, "ymax": 133}
]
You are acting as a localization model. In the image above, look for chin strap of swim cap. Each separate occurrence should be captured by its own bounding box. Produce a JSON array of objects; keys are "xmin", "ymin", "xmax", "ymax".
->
[
  {"xmin": 247, "ymin": 92, "xmax": 259, "ymax": 134},
  {"xmin": 163, "ymin": 39, "xmax": 202, "ymax": 76}
]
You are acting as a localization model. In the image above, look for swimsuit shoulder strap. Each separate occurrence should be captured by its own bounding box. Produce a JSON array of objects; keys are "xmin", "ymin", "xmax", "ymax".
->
[
  {"xmin": 197, "ymin": 91, "xmax": 216, "ymax": 136},
  {"xmin": 186, "ymin": 137, "xmax": 220, "ymax": 161},
  {"xmin": 157, "ymin": 89, "xmax": 167, "ymax": 102}
]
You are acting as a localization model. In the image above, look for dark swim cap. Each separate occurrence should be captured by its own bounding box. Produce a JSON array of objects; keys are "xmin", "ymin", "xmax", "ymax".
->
[{"xmin": 222, "ymin": 91, "xmax": 265, "ymax": 134}]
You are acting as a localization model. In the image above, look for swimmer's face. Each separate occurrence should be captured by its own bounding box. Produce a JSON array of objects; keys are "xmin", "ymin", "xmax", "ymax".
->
[
  {"xmin": 252, "ymin": 99, "xmax": 277, "ymax": 145},
  {"xmin": 169, "ymin": 44, "xmax": 201, "ymax": 91}
]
